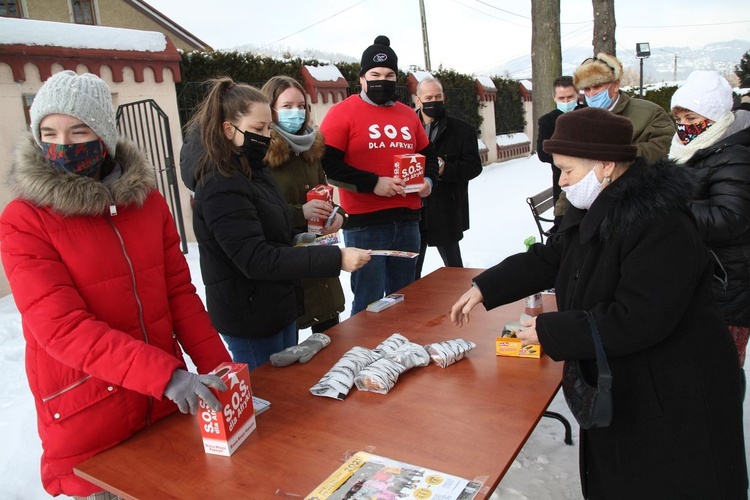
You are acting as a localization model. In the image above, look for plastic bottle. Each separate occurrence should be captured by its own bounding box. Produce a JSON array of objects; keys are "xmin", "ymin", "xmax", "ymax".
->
[{"xmin": 523, "ymin": 236, "xmax": 544, "ymax": 316}]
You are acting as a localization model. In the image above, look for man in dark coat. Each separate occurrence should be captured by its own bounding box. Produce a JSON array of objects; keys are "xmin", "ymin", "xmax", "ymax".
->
[
  {"xmin": 414, "ymin": 76, "xmax": 482, "ymax": 279},
  {"xmin": 451, "ymin": 108, "xmax": 747, "ymax": 499},
  {"xmin": 536, "ymin": 76, "xmax": 582, "ymax": 231}
]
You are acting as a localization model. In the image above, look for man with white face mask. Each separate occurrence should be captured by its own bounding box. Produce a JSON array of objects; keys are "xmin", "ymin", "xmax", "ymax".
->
[{"xmin": 573, "ymin": 53, "xmax": 674, "ymax": 163}]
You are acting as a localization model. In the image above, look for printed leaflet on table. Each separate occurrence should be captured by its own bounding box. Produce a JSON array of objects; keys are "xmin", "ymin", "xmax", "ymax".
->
[{"xmin": 305, "ymin": 451, "xmax": 480, "ymax": 500}]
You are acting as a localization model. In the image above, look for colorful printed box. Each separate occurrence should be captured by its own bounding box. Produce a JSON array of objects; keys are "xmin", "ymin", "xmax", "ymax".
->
[
  {"xmin": 197, "ymin": 362, "xmax": 256, "ymax": 456},
  {"xmin": 306, "ymin": 184, "xmax": 334, "ymax": 234},
  {"xmin": 393, "ymin": 154, "xmax": 425, "ymax": 193},
  {"xmin": 495, "ymin": 322, "xmax": 542, "ymax": 358}
]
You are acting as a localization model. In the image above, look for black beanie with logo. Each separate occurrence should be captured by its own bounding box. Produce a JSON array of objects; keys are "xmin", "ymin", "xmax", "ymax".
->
[{"xmin": 359, "ymin": 35, "xmax": 399, "ymax": 76}]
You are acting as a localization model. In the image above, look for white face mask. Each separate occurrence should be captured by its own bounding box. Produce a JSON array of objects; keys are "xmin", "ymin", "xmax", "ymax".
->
[{"xmin": 561, "ymin": 167, "xmax": 603, "ymax": 210}]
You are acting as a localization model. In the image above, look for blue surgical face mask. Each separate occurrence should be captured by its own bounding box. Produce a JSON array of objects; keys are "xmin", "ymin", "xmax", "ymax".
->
[
  {"xmin": 556, "ymin": 100, "xmax": 577, "ymax": 113},
  {"xmin": 585, "ymin": 85, "xmax": 613, "ymax": 109},
  {"xmin": 275, "ymin": 108, "xmax": 305, "ymax": 134}
]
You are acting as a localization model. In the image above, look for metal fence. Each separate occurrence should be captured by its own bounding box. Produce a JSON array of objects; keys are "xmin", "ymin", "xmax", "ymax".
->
[{"xmin": 116, "ymin": 99, "xmax": 188, "ymax": 253}]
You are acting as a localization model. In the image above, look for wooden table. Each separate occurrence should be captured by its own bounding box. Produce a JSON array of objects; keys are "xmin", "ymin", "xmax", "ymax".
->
[{"xmin": 75, "ymin": 267, "xmax": 562, "ymax": 499}]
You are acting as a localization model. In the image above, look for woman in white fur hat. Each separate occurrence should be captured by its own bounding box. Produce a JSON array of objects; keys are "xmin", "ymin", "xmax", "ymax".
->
[{"xmin": 670, "ymin": 70, "xmax": 750, "ymax": 374}]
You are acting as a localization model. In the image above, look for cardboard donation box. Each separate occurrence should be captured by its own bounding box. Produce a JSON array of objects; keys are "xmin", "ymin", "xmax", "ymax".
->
[
  {"xmin": 198, "ymin": 362, "xmax": 256, "ymax": 456},
  {"xmin": 393, "ymin": 154, "xmax": 425, "ymax": 193},
  {"xmin": 496, "ymin": 322, "xmax": 542, "ymax": 358},
  {"xmin": 306, "ymin": 184, "xmax": 334, "ymax": 234}
]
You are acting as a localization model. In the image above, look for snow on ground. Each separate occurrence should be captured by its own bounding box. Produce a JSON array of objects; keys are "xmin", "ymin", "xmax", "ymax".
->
[{"xmin": 0, "ymin": 154, "xmax": 747, "ymax": 499}]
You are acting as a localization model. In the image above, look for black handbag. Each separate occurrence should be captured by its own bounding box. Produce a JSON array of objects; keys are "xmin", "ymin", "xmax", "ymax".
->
[{"xmin": 562, "ymin": 311, "xmax": 613, "ymax": 429}]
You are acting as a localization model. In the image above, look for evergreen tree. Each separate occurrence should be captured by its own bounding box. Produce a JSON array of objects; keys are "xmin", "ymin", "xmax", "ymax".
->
[
  {"xmin": 432, "ymin": 67, "xmax": 482, "ymax": 131},
  {"xmin": 736, "ymin": 50, "xmax": 750, "ymax": 87},
  {"xmin": 492, "ymin": 77, "xmax": 526, "ymax": 134}
]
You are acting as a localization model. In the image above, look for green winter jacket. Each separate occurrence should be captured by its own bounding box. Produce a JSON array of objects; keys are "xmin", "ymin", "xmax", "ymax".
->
[
  {"xmin": 265, "ymin": 127, "xmax": 345, "ymax": 329},
  {"xmin": 611, "ymin": 91, "xmax": 675, "ymax": 163}
]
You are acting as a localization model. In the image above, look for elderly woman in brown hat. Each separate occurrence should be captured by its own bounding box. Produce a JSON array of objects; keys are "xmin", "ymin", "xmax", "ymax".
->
[{"xmin": 450, "ymin": 107, "xmax": 747, "ymax": 499}]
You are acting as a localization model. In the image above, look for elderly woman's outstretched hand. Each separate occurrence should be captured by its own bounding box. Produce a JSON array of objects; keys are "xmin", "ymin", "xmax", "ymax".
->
[
  {"xmin": 450, "ymin": 284, "xmax": 484, "ymax": 327},
  {"xmin": 517, "ymin": 315, "xmax": 540, "ymax": 345}
]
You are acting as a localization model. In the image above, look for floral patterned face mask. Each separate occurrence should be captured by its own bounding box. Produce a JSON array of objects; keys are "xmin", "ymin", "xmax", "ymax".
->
[
  {"xmin": 42, "ymin": 138, "xmax": 107, "ymax": 177},
  {"xmin": 676, "ymin": 119, "xmax": 713, "ymax": 145}
]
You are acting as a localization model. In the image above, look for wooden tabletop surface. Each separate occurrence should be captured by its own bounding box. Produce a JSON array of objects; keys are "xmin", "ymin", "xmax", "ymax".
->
[{"xmin": 75, "ymin": 267, "xmax": 562, "ymax": 499}]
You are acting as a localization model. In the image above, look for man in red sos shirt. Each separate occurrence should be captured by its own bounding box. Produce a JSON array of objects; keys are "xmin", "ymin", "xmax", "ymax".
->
[{"xmin": 321, "ymin": 35, "xmax": 439, "ymax": 315}]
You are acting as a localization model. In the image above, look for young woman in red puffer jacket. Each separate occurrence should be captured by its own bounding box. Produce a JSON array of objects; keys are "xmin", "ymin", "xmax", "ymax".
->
[{"xmin": 0, "ymin": 71, "xmax": 231, "ymax": 498}]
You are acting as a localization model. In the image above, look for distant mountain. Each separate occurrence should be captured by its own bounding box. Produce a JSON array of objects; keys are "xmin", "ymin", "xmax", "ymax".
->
[
  {"xmin": 225, "ymin": 43, "xmax": 358, "ymax": 65},
  {"xmin": 492, "ymin": 40, "xmax": 749, "ymax": 85},
  {"xmin": 640, "ymin": 40, "xmax": 748, "ymax": 83},
  {"xmin": 225, "ymin": 40, "xmax": 748, "ymax": 85}
]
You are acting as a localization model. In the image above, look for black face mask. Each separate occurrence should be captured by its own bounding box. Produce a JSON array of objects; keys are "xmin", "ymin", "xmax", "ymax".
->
[
  {"xmin": 421, "ymin": 100, "xmax": 445, "ymax": 119},
  {"xmin": 234, "ymin": 124, "xmax": 271, "ymax": 163},
  {"xmin": 365, "ymin": 79, "xmax": 397, "ymax": 105}
]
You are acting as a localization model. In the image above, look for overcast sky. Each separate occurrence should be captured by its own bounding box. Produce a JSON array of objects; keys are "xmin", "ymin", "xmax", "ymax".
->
[{"xmin": 144, "ymin": 0, "xmax": 749, "ymax": 75}]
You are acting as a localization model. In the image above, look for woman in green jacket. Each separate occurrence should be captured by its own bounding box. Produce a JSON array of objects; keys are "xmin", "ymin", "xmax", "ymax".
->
[{"xmin": 262, "ymin": 76, "xmax": 346, "ymax": 333}]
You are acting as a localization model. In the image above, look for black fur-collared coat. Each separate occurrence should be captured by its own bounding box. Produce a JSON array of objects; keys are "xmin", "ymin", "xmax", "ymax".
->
[{"xmin": 473, "ymin": 159, "xmax": 747, "ymax": 499}]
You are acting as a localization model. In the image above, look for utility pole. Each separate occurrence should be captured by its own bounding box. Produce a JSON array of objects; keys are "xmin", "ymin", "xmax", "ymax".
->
[
  {"xmin": 640, "ymin": 57, "xmax": 645, "ymax": 97},
  {"xmin": 636, "ymin": 43, "xmax": 650, "ymax": 98},
  {"xmin": 673, "ymin": 54, "xmax": 679, "ymax": 81},
  {"xmin": 418, "ymin": 0, "xmax": 431, "ymax": 70}
]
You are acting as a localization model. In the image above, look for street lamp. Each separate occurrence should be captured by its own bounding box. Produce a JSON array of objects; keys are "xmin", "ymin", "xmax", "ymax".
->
[{"xmin": 636, "ymin": 42, "xmax": 651, "ymax": 98}]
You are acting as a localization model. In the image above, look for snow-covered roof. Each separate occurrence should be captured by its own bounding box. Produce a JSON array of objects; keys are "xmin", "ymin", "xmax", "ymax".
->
[
  {"xmin": 496, "ymin": 133, "xmax": 530, "ymax": 146},
  {"xmin": 520, "ymin": 80, "xmax": 532, "ymax": 91},
  {"xmin": 411, "ymin": 70, "xmax": 433, "ymax": 82},
  {"xmin": 304, "ymin": 64, "xmax": 343, "ymax": 82},
  {"xmin": 475, "ymin": 76, "xmax": 496, "ymax": 89},
  {"xmin": 0, "ymin": 17, "xmax": 167, "ymax": 52}
]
